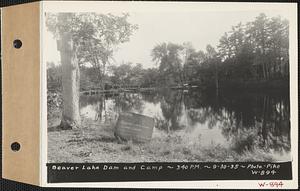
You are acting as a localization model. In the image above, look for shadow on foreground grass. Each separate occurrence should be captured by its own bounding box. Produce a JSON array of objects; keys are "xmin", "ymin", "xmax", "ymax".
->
[{"xmin": 47, "ymin": 117, "xmax": 284, "ymax": 163}]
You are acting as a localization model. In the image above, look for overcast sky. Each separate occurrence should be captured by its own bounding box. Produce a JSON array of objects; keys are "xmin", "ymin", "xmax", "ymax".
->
[{"xmin": 44, "ymin": 8, "xmax": 291, "ymax": 68}]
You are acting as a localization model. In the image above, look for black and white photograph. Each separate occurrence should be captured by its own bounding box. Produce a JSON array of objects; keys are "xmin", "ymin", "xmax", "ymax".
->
[{"xmin": 44, "ymin": 1, "xmax": 297, "ymax": 186}]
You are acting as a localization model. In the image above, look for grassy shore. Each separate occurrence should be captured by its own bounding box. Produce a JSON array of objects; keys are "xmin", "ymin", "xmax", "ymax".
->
[{"xmin": 48, "ymin": 112, "xmax": 282, "ymax": 163}]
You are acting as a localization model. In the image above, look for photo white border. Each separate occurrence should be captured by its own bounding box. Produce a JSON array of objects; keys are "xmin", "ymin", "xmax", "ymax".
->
[{"xmin": 41, "ymin": 1, "xmax": 298, "ymax": 189}]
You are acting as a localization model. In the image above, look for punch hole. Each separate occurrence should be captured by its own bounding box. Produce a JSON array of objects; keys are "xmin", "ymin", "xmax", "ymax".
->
[
  {"xmin": 13, "ymin": 39, "xmax": 22, "ymax": 49},
  {"xmin": 11, "ymin": 142, "xmax": 21, "ymax": 151}
]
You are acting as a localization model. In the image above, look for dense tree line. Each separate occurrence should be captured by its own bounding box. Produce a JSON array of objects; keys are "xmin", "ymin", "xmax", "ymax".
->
[
  {"xmin": 47, "ymin": 13, "xmax": 289, "ymax": 92},
  {"xmin": 218, "ymin": 13, "xmax": 289, "ymax": 81},
  {"xmin": 148, "ymin": 13, "xmax": 289, "ymax": 89},
  {"xmin": 105, "ymin": 13, "xmax": 289, "ymax": 89}
]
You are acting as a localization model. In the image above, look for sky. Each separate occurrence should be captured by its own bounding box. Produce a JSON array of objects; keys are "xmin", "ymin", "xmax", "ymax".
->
[{"xmin": 44, "ymin": 6, "xmax": 292, "ymax": 69}]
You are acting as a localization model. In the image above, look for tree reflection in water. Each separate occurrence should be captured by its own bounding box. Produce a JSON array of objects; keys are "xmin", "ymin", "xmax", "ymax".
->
[
  {"xmin": 183, "ymin": 89, "xmax": 290, "ymax": 154},
  {"xmin": 80, "ymin": 89, "xmax": 290, "ymax": 155}
]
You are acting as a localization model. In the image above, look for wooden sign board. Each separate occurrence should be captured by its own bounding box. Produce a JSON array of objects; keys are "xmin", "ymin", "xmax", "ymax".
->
[{"xmin": 114, "ymin": 112, "xmax": 155, "ymax": 143}]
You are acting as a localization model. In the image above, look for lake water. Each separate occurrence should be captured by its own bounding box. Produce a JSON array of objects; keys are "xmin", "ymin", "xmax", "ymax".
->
[{"xmin": 80, "ymin": 89, "xmax": 291, "ymax": 161}]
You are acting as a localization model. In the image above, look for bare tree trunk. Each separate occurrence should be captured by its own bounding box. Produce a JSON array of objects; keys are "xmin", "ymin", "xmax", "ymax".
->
[
  {"xmin": 215, "ymin": 61, "xmax": 219, "ymax": 97},
  {"xmin": 96, "ymin": 60, "xmax": 106, "ymax": 91},
  {"xmin": 101, "ymin": 62, "xmax": 106, "ymax": 91},
  {"xmin": 58, "ymin": 16, "xmax": 81, "ymax": 129}
]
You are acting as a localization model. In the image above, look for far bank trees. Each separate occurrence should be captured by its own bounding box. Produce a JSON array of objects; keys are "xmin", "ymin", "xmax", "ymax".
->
[
  {"xmin": 149, "ymin": 13, "xmax": 289, "ymax": 89},
  {"xmin": 46, "ymin": 13, "xmax": 290, "ymax": 106}
]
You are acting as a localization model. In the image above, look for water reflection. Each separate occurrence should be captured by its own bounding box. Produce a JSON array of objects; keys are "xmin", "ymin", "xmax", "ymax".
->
[{"xmin": 80, "ymin": 89, "xmax": 291, "ymax": 160}]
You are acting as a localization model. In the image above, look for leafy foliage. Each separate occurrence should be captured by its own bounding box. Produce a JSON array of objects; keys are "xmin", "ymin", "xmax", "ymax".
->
[
  {"xmin": 47, "ymin": 13, "xmax": 289, "ymax": 90},
  {"xmin": 46, "ymin": 13, "xmax": 138, "ymax": 88}
]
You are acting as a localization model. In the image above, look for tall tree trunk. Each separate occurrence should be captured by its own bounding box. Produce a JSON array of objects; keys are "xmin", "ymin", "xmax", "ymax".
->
[
  {"xmin": 215, "ymin": 61, "xmax": 219, "ymax": 97},
  {"xmin": 97, "ymin": 60, "xmax": 106, "ymax": 91},
  {"xmin": 262, "ymin": 61, "xmax": 267, "ymax": 80},
  {"xmin": 58, "ymin": 15, "xmax": 81, "ymax": 129},
  {"xmin": 97, "ymin": 67, "xmax": 103, "ymax": 89},
  {"xmin": 102, "ymin": 61, "xmax": 106, "ymax": 91}
]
